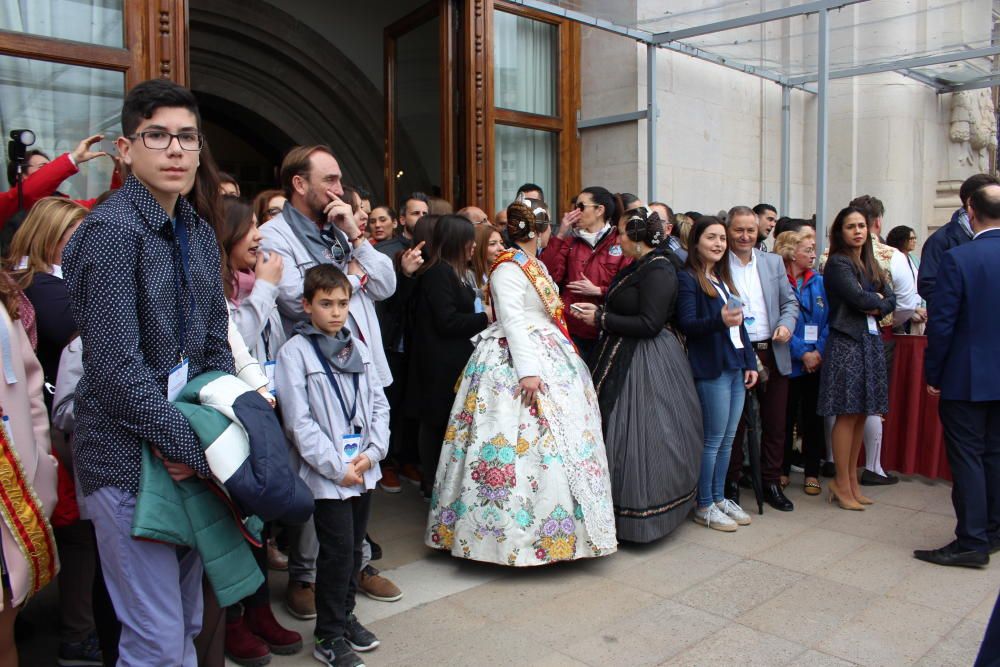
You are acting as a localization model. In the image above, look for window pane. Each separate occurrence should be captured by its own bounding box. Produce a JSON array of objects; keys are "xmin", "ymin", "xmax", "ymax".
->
[
  {"xmin": 393, "ymin": 17, "xmax": 441, "ymax": 205},
  {"xmin": 0, "ymin": 56, "xmax": 124, "ymax": 199},
  {"xmin": 1, "ymin": 0, "xmax": 124, "ymax": 48},
  {"xmin": 494, "ymin": 124, "xmax": 555, "ymax": 214},
  {"xmin": 494, "ymin": 11, "xmax": 557, "ymax": 116}
]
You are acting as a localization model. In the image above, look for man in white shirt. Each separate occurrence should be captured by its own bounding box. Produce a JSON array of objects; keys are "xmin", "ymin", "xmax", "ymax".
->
[{"xmin": 724, "ymin": 207, "xmax": 800, "ymax": 512}]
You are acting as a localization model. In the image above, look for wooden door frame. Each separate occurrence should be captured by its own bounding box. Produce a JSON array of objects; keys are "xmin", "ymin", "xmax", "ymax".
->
[
  {"xmin": 481, "ymin": 0, "xmax": 580, "ymax": 216},
  {"xmin": 0, "ymin": 0, "xmax": 188, "ymax": 89},
  {"xmin": 384, "ymin": 0, "xmax": 455, "ymax": 208}
]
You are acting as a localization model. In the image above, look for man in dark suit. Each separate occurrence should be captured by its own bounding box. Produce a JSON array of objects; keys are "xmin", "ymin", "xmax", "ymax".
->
[{"xmin": 916, "ymin": 182, "xmax": 1000, "ymax": 568}]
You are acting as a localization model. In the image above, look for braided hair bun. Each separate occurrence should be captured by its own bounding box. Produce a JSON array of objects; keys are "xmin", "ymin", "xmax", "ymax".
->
[
  {"xmin": 506, "ymin": 199, "xmax": 549, "ymax": 242},
  {"xmin": 623, "ymin": 207, "xmax": 665, "ymax": 247}
]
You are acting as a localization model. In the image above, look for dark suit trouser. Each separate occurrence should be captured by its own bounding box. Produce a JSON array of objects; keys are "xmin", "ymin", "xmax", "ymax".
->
[
  {"xmin": 939, "ymin": 399, "xmax": 1000, "ymax": 553},
  {"xmin": 728, "ymin": 345, "xmax": 789, "ymax": 485}
]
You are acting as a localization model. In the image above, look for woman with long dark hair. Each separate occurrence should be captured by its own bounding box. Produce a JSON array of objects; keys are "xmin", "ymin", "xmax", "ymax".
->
[
  {"xmin": 818, "ymin": 206, "xmax": 896, "ymax": 511},
  {"xmin": 406, "ymin": 215, "xmax": 491, "ymax": 495},
  {"xmin": 676, "ymin": 217, "xmax": 758, "ymax": 532},
  {"xmin": 574, "ymin": 207, "xmax": 703, "ymax": 542}
]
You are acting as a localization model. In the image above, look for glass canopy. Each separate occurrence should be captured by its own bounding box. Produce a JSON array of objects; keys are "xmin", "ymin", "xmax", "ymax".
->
[{"xmin": 510, "ymin": 0, "xmax": 999, "ymax": 91}]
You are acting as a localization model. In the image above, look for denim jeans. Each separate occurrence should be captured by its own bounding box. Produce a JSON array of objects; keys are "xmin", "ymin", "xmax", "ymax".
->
[{"xmin": 696, "ymin": 369, "xmax": 746, "ymax": 508}]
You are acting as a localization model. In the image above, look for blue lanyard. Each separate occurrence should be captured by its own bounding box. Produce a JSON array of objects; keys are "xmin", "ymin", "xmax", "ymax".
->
[
  {"xmin": 307, "ymin": 336, "xmax": 359, "ymax": 426},
  {"xmin": 173, "ymin": 218, "xmax": 196, "ymax": 359}
]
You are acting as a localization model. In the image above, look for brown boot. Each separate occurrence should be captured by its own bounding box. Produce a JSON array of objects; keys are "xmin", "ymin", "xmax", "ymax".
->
[
  {"xmin": 357, "ymin": 565, "xmax": 403, "ymax": 602},
  {"xmin": 245, "ymin": 604, "xmax": 302, "ymax": 655},
  {"xmin": 284, "ymin": 580, "xmax": 316, "ymax": 620},
  {"xmin": 266, "ymin": 539, "xmax": 288, "ymax": 571}
]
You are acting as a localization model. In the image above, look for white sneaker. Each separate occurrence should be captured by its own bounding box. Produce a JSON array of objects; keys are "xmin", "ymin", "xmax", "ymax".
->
[
  {"xmin": 716, "ymin": 498, "xmax": 751, "ymax": 526},
  {"xmin": 693, "ymin": 504, "xmax": 738, "ymax": 532}
]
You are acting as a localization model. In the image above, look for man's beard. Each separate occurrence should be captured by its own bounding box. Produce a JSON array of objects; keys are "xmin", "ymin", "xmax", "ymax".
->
[{"xmin": 304, "ymin": 188, "xmax": 329, "ymax": 225}]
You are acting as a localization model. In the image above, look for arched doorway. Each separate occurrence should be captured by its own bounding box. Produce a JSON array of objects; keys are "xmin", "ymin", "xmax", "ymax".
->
[{"xmin": 189, "ymin": 0, "xmax": 385, "ymax": 197}]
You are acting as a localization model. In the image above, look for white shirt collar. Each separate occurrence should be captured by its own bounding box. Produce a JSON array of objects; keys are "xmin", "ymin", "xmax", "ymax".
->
[{"xmin": 728, "ymin": 250, "xmax": 756, "ymax": 269}]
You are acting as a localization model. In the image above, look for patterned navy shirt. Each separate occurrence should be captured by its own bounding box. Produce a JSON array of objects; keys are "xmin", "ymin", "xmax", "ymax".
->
[{"xmin": 63, "ymin": 175, "xmax": 235, "ymax": 496}]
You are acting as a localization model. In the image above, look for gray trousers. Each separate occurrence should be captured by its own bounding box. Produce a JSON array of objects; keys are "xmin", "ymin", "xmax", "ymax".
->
[
  {"xmin": 83, "ymin": 486, "xmax": 203, "ymax": 667},
  {"xmin": 287, "ymin": 517, "xmax": 371, "ymax": 583}
]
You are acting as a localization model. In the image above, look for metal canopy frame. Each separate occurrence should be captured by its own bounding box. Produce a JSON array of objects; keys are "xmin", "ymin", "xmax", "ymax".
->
[{"xmin": 508, "ymin": 0, "xmax": 999, "ymax": 252}]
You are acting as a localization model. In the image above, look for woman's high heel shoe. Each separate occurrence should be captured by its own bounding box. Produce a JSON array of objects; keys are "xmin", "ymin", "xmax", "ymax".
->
[
  {"xmin": 828, "ymin": 481, "xmax": 865, "ymax": 511},
  {"xmin": 855, "ymin": 493, "xmax": 874, "ymax": 505}
]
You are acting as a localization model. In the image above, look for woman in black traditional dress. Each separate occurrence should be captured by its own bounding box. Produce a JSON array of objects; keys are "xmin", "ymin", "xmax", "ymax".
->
[{"xmin": 572, "ymin": 208, "xmax": 703, "ymax": 542}]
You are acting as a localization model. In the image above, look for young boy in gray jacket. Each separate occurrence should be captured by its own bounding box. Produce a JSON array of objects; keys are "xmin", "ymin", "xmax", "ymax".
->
[{"xmin": 275, "ymin": 264, "xmax": 389, "ymax": 667}]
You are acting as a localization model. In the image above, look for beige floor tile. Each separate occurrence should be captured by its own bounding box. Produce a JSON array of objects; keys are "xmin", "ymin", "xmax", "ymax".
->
[
  {"xmin": 881, "ymin": 510, "xmax": 963, "ymax": 551},
  {"xmin": 873, "ymin": 478, "xmax": 954, "ymax": 515},
  {"xmin": 571, "ymin": 534, "xmax": 681, "ymax": 579},
  {"xmin": 673, "ymin": 559, "xmax": 804, "ymax": 620},
  {"xmin": 558, "ymin": 599, "xmax": 729, "ymax": 666},
  {"xmin": 914, "ymin": 618, "xmax": 989, "ymax": 667},
  {"xmin": 660, "ymin": 623, "xmax": 806, "ymax": 666},
  {"xmin": 676, "ymin": 511, "xmax": 810, "ymax": 558},
  {"xmin": 821, "ymin": 541, "xmax": 923, "ymax": 595},
  {"xmin": 784, "ymin": 649, "xmax": 859, "ymax": 666},
  {"xmin": 888, "ymin": 559, "xmax": 999, "ymax": 617},
  {"xmin": 447, "ymin": 565, "xmax": 607, "ymax": 623},
  {"xmin": 755, "ymin": 527, "xmax": 867, "ymax": 575},
  {"xmin": 364, "ymin": 600, "xmax": 491, "ymax": 665},
  {"xmin": 821, "ymin": 502, "xmax": 919, "ymax": 545},
  {"xmin": 738, "ymin": 577, "xmax": 875, "ymax": 648},
  {"xmin": 967, "ymin": 590, "xmax": 999, "ymax": 624},
  {"xmin": 402, "ymin": 621, "xmax": 581, "ymax": 667},
  {"xmin": 506, "ymin": 577, "xmax": 662, "ymax": 645},
  {"xmin": 605, "ymin": 540, "xmax": 743, "ymax": 597},
  {"xmin": 531, "ymin": 652, "xmax": 594, "ymax": 667},
  {"xmin": 815, "ymin": 596, "xmax": 962, "ymax": 666}
]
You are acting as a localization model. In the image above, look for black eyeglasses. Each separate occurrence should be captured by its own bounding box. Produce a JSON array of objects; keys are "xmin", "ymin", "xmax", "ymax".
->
[
  {"xmin": 908, "ymin": 235, "xmax": 917, "ymax": 241},
  {"xmin": 575, "ymin": 202, "xmax": 600, "ymax": 211},
  {"xmin": 127, "ymin": 130, "xmax": 204, "ymax": 151}
]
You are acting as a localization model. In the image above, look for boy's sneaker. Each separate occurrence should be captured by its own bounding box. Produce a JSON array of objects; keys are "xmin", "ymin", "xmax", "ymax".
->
[
  {"xmin": 58, "ymin": 633, "xmax": 103, "ymax": 666},
  {"xmin": 313, "ymin": 637, "xmax": 364, "ymax": 667},
  {"xmin": 344, "ymin": 614, "xmax": 380, "ymax": 652},
  {"xmin": 716, "ymin": 498, "xmax": 752, "ymax": 526},
  {"xmin": 358, "ymin": 565, "xmax": 402, "ymax": 602},
  {"xmin": 693, "ymin": 504, "xmax": 738, "ymax": 532}
]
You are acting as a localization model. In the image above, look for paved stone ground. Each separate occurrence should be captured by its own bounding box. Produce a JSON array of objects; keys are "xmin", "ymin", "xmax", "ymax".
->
[{"xmin": 19, "ymin": 473, "xmax": 998, "ymax": 666}]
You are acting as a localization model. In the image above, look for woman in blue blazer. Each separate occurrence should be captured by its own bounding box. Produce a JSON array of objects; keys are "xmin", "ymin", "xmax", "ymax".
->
[
  {"xmin": 774, "ymin": 229, "xmax": 828, "ymax": 497},
  {"xmin": 677, "ymin": 217, "xmax": 758, "ymax": 532}
]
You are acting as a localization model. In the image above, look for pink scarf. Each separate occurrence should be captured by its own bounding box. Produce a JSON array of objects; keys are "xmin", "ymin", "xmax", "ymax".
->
[{"xmin": 231, "ymin": 269, "xmax": 256, "ymax": 308}]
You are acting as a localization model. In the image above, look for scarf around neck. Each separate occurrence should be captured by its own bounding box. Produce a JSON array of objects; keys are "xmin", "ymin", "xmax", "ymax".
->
[
  {"xmin": 576, "ymin": 223, "xmax": 610, "ymax": 248},
  {"xmin": 231, "ymin": 268, "xmax": 256, "ymax": 308},
  {"xmin": 294, "ymin": 321, "xmax": 364, "ymax": 373},
  {"xmin": 283, "ymin": 202, "xmax": 351, "ymax": 269}
]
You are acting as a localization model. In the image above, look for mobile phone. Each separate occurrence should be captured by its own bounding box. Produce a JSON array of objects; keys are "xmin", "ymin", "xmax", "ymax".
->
[
  {"xmin": 725, "ymin": 295, "xmax": 742, "ymax": 310},
  {"xmin": 570, "ymin": 303, "xmax": 586, "ymax": 313}
]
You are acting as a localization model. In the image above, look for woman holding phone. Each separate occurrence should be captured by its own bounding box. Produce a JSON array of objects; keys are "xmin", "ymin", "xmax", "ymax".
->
[{"xmin": 677, "ymin": 217, "xmax": 758, "ymax": 532}]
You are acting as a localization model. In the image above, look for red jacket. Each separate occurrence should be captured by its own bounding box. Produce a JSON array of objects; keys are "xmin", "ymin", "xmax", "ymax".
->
[
  {"xmin": 0, "ymin": 153, "xmax": 121, "ymax": 229},
  {"xmin": 541, "ymin": 228, "xmax": 631, "ymax": 340}
]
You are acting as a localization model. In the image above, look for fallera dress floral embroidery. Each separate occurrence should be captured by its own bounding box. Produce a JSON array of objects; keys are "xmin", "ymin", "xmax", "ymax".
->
[{"xmin": 425, "ymin": 250, "xmax": 617, "ymax": 566}]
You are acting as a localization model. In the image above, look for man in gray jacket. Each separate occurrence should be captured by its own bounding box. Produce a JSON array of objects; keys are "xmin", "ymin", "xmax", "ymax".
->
[
  {"xmin": 260, "ymin": 144, "xmax": 399, "ymax": 618},
  {"xmin": 261, "ymin": 144, "xmax": 396, "ymax": 387},
  {"xmin": 725, "ymin": 206, "xmax": 800, "ymax": 512}
]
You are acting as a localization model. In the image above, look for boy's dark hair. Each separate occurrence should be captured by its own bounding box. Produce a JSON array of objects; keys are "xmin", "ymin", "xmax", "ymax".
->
[
  {"xmin": 303, "ymin": 264, "xmax": 352, "ymax": 302},
  {"xmin": 849, "ymin": 194, "xmax": 885, "ymax": 224},
  {"xmin": 753, "ymin": 203, "xmax": 777, "ymax": 217},
  {"xmin": 121, "ymin": 79, "xmax": 201, "ymax": 138}
]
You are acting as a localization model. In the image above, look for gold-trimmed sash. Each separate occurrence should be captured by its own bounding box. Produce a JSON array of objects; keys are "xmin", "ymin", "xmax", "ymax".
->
[
  {"xmin": 489, "ymin": 249, "xmax": 575, "ymax": 348},
  {"xmin": 0, "ymin": 412, "xmax": 56, "ymax": 599}
]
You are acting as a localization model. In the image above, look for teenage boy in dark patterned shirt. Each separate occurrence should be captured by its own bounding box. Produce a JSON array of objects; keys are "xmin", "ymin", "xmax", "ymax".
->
[{"xmin": 63, "ymin": 79, "xmax": 234, "ymax": 666}]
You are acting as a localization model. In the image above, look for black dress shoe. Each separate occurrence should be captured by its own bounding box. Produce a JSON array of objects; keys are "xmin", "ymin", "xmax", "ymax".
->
[
  {"xmin": 861, "ymin": 469, "xmax": 899, "ymax": 486},
  {"xmin": 764, "ymin": 483, "xmax": 794, "ymax": 511},
  {"xmin": 821, "ymin": 461, "xmax": 836, "ymax": 478},
  {"xmin": 913, "ymin": 542, "xmax": 989, "ymax": 569},
  {"xmin": 989, "ymin": 537, "xmax": 1000, "ymax": 554},
  {"xmin": 724, "ymin": 479, "xmax": 740, "ymax": 504}
]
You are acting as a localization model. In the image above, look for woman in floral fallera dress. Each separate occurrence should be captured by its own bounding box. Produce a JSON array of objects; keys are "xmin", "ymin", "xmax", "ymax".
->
[{"xmin": 426, "ymin": 200, "xmax": 618, "ymax": 566}]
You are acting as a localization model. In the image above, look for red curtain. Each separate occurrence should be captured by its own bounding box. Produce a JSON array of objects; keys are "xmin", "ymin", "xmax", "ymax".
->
[{"xmin": 881, "ymin": 335, "xmax": 951, "ymax": 481}]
